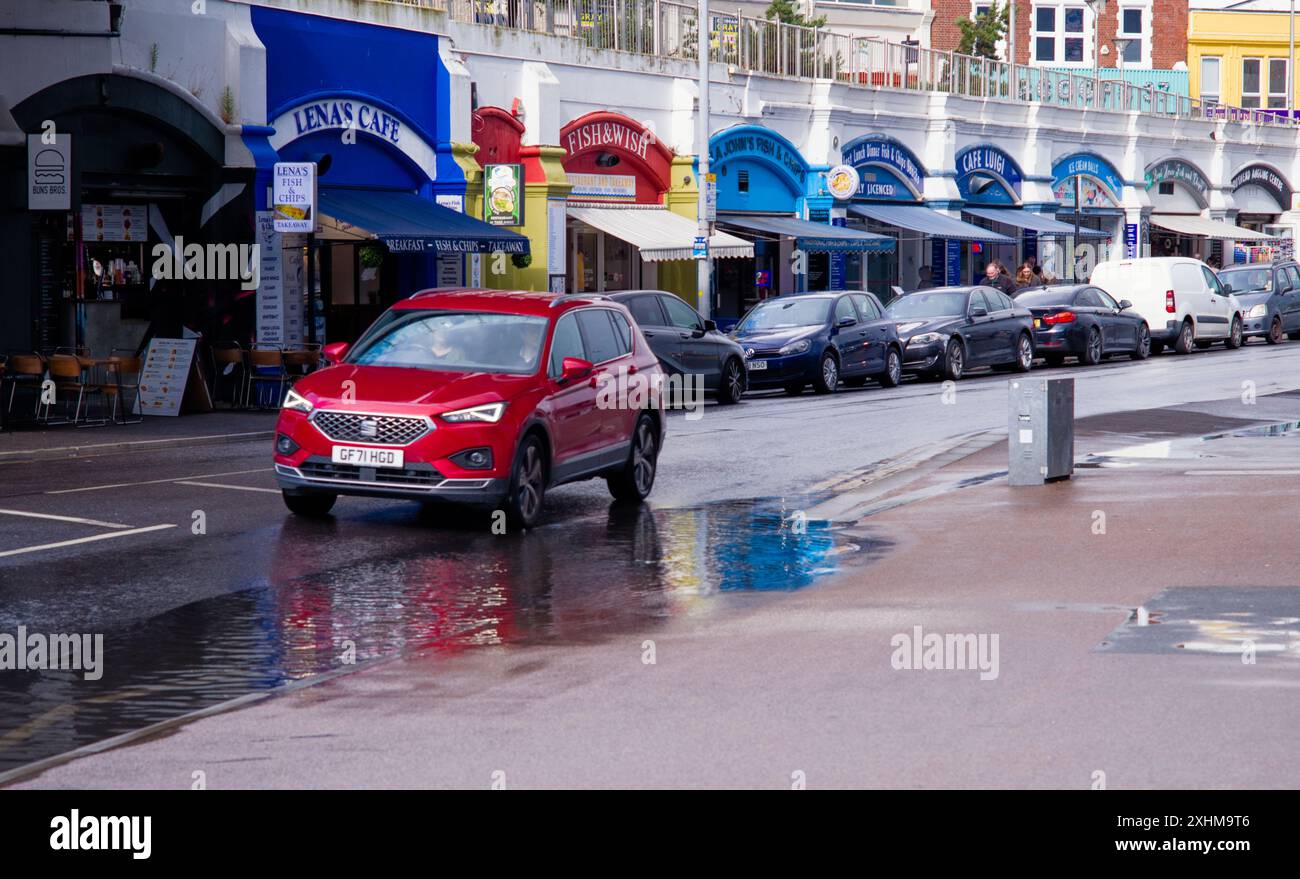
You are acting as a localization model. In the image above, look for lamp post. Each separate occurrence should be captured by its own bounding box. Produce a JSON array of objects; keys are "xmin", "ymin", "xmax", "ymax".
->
[{"xmin": 696, "ymin": 0, "xmax": 713, "ymax": 319}]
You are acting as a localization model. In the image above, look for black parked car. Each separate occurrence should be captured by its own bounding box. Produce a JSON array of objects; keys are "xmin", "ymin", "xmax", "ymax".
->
[
  {"xmin": 730, "ymin": 290, "xmax": 904, "ymax": 395},
  {"xmin": 886, "ymin": 286, "xmax": 1035, "ymax": 380},
  {"xmin": 607, "ymin": 290, "xmax": 748, "ymax": 404},
  {"xmin": 1216, "ymin": 260, "xmax": 1300, "ymax": 344},
  {"xmin": 1013, "ymin": 284, "xmax": 1151, "ymax": 365}
]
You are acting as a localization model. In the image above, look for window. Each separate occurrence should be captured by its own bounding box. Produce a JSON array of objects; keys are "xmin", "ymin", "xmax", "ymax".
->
[
  {"xmin": 852, "ymin": 294, "xmax": 882, "ymax": 321},
  {"xmin": 1117, "ymin": 7, "xmax": 1144, "ymax": 64},
  {"xmin": 1077, "ymin": 288, "xmax": 1104, "ymax": 308},
  {"xmin": 625, "ymin": 295, "xmax": 666, "ymax": 327},
  {"xmin": 608, "ymin": 311, "xmax": 634, "ymax": 355},
  {"xmin": 661, "ymin": 295, "xmax": 703, "ymax": 331},
  {"xmin": 548, "ymin": 312, "xmax": 586, "ymax": 376},
  {"xmin": 834, "ymin": 296, "xmax": 858, "ymax": 325},
  {"xmin": 1241, "ymin": 58, "xmax": 1285, "ymax": 109},
  {"xmin": 1200, "ymin": 56, "xmax": 1221, "ymax": 104},
  {"xmin": 1093, "ymin": 288, "xmax": 1120, "ymax": 310},
  {"xmin": 576, "ymin": 309, "xmax": 623, "ymax": 364},
  {"xmin": 1201, "ymin": 266, "xmax": 1225, "ymax": 295},
  {"xmin": 1033, "ymin": 5, "xmax": 1087, "ymax": 65}
]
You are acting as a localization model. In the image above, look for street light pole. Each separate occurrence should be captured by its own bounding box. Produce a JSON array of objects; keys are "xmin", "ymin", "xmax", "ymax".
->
[{"xmin": 697, "ymin": 0, "xmax": 713, "ymax": 319}]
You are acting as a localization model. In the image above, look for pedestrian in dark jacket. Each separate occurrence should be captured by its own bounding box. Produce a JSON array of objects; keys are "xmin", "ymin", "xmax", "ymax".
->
[{"xmin": 983, "ymin": 260, "xmax": 1017, "ymax": 297}]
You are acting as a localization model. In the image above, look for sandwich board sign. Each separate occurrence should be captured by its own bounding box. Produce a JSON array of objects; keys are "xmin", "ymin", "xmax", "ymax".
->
[{"xmin": 273, "ymin": 162, "xmax": 316, "ymax": 233}]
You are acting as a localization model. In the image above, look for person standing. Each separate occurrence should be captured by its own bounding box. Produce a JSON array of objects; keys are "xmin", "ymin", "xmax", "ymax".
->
[{"xmin": 983, "ymin": 260, "xmax": 1017, "ymax": 296}]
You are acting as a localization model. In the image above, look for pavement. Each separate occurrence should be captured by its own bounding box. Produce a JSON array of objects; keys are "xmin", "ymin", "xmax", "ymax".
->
[
  {"xmin": 3, "ymin": 341, "xmax": 1300, "ymax": 788},
  {"xmin": 0, "ymin": 410, "xmax": 277, "ymax": 462}
]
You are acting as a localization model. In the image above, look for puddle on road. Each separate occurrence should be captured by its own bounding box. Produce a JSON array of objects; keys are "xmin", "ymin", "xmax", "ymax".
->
[
  {"xmin": 1204, "ymin": 420, "xmax": 1300, "ymax": 439},
  {"xmin": 0, "ymin": 497, "xmax": 887, "ymax": 776},
  {"xmin": 1096, "ymin": 587, "xmax": 1300, "ymax": 658}
]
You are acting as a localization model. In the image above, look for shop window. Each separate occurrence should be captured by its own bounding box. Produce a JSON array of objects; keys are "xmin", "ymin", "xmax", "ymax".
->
[
  {"xmin": 1158, "ymin": 182, "xmax": 1174, "ymax": 196},
  {"xmin": 737, "ymin": 169, "xmax": 749, "ymax": 194},
  {"xmin": 1200, "ymin": 56, "xmax": 1221, "ymax": 104}
]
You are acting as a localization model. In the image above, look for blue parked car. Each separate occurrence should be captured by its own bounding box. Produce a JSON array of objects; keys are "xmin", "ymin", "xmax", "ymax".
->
[
  {"xmin": 1216, "ymin": 260, "xmax": 1300, "ymax": 344},
  {"xmin": 730, "ymin": 291, "xmax": 904, "ymax": 395}
]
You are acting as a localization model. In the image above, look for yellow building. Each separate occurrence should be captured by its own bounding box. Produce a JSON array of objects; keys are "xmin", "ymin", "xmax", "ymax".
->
[{"xmin": 1189, "ymin": 6, "xmax": 1300, "ymax": 110}]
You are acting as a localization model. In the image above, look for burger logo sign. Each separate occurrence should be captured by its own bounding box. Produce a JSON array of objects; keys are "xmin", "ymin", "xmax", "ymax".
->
[{"xmin": 827, "ymin": 164, "xmax": 860, "ymax": 201}]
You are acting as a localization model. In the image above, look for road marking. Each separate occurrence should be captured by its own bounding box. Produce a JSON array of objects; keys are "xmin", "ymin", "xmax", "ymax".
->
[
  {"xmin": 175, "ymin": 480, "xmax": 279, "ymax": 494},
  {"xmin": 1183, "ymin": 469, "xmax": 1300, "ymax": 476},
  {"xmin": 0, "ymin": 508, "xmax": 132, "ymax": 529},
  {"xmin": 0, "ymin": 524, "xmax": 176, "ymax": 559},
  {"xmin": 46, "ymin": 468, "xmax": 273, "ymax": 495}
]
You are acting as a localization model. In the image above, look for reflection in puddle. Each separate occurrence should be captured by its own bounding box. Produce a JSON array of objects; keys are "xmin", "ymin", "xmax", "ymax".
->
[
  {"xmin": 0, "ymin": 497, "xmax": 875, "ymax": 775},
  {"xmin": 1097, "ymin": 587, "xmax": 1300, "ymax": 658}
]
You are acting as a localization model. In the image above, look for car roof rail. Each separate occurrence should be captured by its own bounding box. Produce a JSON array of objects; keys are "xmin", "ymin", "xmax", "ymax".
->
[{"xmin": 548, "ymin": 292, "xmax": 609, "ymax": 308}]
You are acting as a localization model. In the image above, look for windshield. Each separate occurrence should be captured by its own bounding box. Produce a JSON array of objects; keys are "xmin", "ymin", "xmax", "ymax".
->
[
  {"xmin": 1218, "ymin": 268, "xmax": 1271, "ymax": 293},
  {"xmin": 886, "ymin": 291, "xmax": 969, "ymax": 319},
  {"xmin": 348, "ymin": 310, "xmax": 549, "ymax": 374},
  {"xmin": 1015, "ymin": 289, "xmax": 1077, "ymax": 307},
  {"xmin": 736, "ymin": 297, "xmax": 831, "ymax": 332}
]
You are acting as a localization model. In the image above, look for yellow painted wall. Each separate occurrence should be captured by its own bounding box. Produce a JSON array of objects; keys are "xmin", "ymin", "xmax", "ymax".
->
[
  {"xmin": 1188, "ymin": 10, "xmax": 1300, "ymax": 106},
  {"xmin": 661, "ymin": 155, "xmax": 703, "ymax": 309}
]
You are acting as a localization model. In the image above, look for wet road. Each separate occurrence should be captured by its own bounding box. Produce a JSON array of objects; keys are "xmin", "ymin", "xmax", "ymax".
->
[{"xmin": 3, "ymin": 340, "xmax": 1300, "ymax": 778}]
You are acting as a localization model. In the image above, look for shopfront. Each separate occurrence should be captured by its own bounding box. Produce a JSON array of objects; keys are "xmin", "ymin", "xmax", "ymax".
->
[
  {"xmin": 560, "ymin": 111, "xmax": 748, "ymax": 304},
  {"xmin": 710, "ymin": 124, "xmax": 889, "ymax": 318},
  {"xmin": 249, "ymin": 7, "xmax": 518, "ymax": 345},
  {"xmin": 1229, "ymin": 164, "xmax": 1294, "ymax": 262},
  {"xmin": 1145, "ymin": 158, "xmax": 1269, "ymax": 263},
  {"xmin": 3, "ymin": 73, "xmax": 248, "ymax": 356},
  {"xmin": 1051, "ymin": 152, "xmax": 1125, "ymax": 266}
]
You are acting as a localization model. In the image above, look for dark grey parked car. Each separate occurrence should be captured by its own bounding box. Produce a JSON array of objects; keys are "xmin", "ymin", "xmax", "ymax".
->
[
  {"xmin": 607, "ymin": 290, "xmax": 748, "ymax": 404},
  {"xmin": 1216, "ymin": 260, "xmax": 1300, "ymax": 344}
]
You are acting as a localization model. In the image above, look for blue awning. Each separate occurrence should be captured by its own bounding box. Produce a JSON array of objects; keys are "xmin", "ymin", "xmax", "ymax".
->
[
  {"xmin": 318, "ymin": 189, "xmax": 529, "ymax": 255},
  {"xmin": 848, "ymin": 204, "xmax": 1014, "ymax": 243},
  {"xmin": 718, "ymin": 213, "xmax": 895, "ymax": 253},
  {"xmin": 962, "ymin": 206, "xmax": 1111, "ymax": 239}
]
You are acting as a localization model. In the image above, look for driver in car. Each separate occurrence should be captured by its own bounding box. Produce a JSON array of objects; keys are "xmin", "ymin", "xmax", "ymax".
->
[{"xmin": 428, "ymin": 321, "xmax": 466, "ymax": 365}]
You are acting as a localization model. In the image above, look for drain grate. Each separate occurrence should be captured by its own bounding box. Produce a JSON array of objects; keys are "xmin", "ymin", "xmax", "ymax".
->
[{"xmin": 1096, "ymin": 587, "xmax": 1300, "ymax": 659}]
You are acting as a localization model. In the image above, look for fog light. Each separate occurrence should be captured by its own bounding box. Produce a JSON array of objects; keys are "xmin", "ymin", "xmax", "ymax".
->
[
  {"xmin": 276, "ymin": 433, "xmax": 299, "ymax": 455},
  {"xmin": 450, "ymin": 447, "xmax": 493, "ymax": 470}
]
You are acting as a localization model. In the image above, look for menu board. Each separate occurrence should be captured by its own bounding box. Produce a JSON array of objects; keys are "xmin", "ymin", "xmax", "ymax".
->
[
  {"xmin": 78, "ymin": 204, "xmax": 148, "ymax": 242},
  {"xmin": 135, "ymin": 338, "xmax": 198, "ymax": 417}
]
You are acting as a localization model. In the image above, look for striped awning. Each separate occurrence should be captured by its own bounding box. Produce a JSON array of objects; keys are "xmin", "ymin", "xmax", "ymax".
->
[{"xmin": 567, "ymin": 206, "xmax": 753, "ymax": 261}]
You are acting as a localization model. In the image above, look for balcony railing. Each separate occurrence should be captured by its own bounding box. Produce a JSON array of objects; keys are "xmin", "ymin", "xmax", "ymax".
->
[{"xmin": 374, "ymin": 0, "xmax": 1298, "ymax": 128}]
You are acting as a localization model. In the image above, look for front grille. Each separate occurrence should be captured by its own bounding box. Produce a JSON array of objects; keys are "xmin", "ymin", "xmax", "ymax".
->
[
  {"xmin": 747, "ymin": 347, "xmax": 783, "ymax": 358},
  {"xmin": 298, "ymin": 458, "xmax": 445, "ymax": 487},
  {"xmin": 311, "ymin": 410, "xmax": 430, "ymax": 445}
]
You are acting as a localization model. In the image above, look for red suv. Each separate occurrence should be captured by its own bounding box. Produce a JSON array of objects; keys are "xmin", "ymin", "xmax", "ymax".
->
[{"xmin": 273, "ymin": 289, "xmax": 666, "ymax": 528}]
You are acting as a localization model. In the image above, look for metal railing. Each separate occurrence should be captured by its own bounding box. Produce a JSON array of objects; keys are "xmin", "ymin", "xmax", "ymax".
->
[{"xmin": 373, "ymin": 0, "xmax": 1299, "ymax": 128}]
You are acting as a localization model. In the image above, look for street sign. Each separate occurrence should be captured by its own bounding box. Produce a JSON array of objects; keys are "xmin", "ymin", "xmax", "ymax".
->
[
  {"xmin": 692, "ymin": 236, "xmax": 708, "ymax": 259},
  {"xmin": 28, "ymin": 134, "xmax": 71, "ymax": 210},
  {"xmin": 704, "ymin": 173, "xmax": 717, "ymax": 222}
]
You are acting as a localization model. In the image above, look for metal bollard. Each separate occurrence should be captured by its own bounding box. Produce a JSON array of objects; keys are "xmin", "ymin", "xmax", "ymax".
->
[{"xmin": 1008, "ymin": 378, "xmax": 1074, "ymax": 486}]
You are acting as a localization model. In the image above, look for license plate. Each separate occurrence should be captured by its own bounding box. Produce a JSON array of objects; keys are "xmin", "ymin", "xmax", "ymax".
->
[
  {"xmin": 746, "ymin": 360, "xmax": 768, "ymax": 371},
  {"xmin": 1033, "ymin": 318, "xmax": 1042, "ymax": 328},
  {"xmin": 331, "ymin": 445, "xmax": 404, "ymax": 468}
]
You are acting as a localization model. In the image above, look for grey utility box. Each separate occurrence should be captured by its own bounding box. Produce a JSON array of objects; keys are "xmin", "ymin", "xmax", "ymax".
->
[{"xmin": 1008, "ymin": 378, "xmax": 1074, "ymax": 486}]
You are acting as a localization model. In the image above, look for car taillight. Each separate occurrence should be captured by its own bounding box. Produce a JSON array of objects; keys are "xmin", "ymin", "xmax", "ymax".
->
[
  {"xmin": 1042, "ymin": 311, "xmax": 1076, "ymax": 325},
  {"xmin": 1165, "ymin": 290, "xmax": 1176, "ymax": 313}
]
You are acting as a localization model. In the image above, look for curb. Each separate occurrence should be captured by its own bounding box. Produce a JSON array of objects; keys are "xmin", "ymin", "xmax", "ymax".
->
[{"xmin": 0, "ymin": 430, "xmax": 275, "ymax": 464}]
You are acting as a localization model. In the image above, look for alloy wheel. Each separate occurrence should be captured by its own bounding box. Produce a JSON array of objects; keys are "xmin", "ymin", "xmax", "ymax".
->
[
  {"xmin": 516, "ymin": 443, "xmax": 544, "ymax": 523},
  {"xmin": 632, "ymin": 420, "xmax": 657, "ymax": 494},
  {"xmin": 1086, "ymin": 328, "xmax": 1102, "ymax": 364}
]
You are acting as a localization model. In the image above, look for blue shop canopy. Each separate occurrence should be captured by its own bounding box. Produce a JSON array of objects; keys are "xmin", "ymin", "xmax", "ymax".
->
[
  {"xmin": 962, "ymin": 206, "xmax": 1110, "ymax": 239},
  {"xmin": 849, "ymin": 204, "xmax": 1014, "ymax": 243},
  {"xmin": 318, "ymin": 190, "xmax": 529, "ymax": 255},
  {"xmin": 719, "ymin": 214, "xmax": 895, "ymax": 253}
]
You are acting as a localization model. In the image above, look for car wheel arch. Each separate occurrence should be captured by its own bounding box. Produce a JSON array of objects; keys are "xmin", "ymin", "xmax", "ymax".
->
[{"xmin": 516, "ymin": 420, "xmax": 554, "ymax": 485}]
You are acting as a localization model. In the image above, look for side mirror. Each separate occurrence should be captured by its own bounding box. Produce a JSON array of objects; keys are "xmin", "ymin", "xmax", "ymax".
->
[
  {"xmin": 321, "ymin": 341, "xmax": 350, "ymax": 363},
  {"xmin": 969, "ymin": 305, "xmax": 988, "ymax": 318},
  {"xmin": 1118, "ymin": 299, "xmax": 1133, "ymax": 310},
  {"xmin": 559, "ymin": 356, "xmax": 593, "ymax": 384},
  {"xmin": 837, "ymin": 316, "xmax": 857, "ymax": 328},
  {"xmin": 703, "ymin": 319, "xmax": 718, "ymax": 333}
]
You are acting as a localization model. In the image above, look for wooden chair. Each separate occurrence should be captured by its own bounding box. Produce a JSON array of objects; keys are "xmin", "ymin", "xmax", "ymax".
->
[
  {"xmin": 45, "ymin": 353, "xmax": 103, "ymax": 425},
  {"xmin": 246, "ymin": 345, "xmax": 292, "ymax": 408},
  {"xmin": 4, "ymin": 353, "xmax": 46, "ymax": 420},
  {"xmin": 211, "ymin": 343, "xmax": 248, "ymax": 409},
  {"xmin": 104, "ymin": 355, "xmax": 143, "ymax": 424}
]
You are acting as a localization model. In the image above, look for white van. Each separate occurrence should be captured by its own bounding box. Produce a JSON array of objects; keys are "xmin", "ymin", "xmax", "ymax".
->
[{"xmin": 1090, "ymin": 257, "xmax": 1243, "ymax": 354}]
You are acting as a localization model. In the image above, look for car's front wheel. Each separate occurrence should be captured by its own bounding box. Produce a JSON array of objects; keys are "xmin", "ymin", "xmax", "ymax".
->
[
  {"xmin": 282, "ymin": 491, "xmax": 336, "ymax": 518},
  {"xmin": 812, "ymin": 351, "xmax": 839, "ymax": 394},
  {"xmin": 607, "ymin": 413, "xmax": 659, "ymax": 503},
  {"xmin": 718, "ymin": 357, "xmax": 745, "ymax": 405},
  {"xmin": 1013, "ymin": 332, "xmax": 1034, "ymax": 372},
  {"xmin": 943, "ymin": 339, "xmax": 965, "ymax": 381},
  {"xmin": 881, "ymin": 346, "xmax": 903, "ymax": 387},
  {"xmin": 1267, "ymin": 316, "xmax": 1284, "ymax": 344},
  {"xmin": 1225, "ymin": 316, "xmax": 1244, "ymax": 349},
  {"xmin": 504, "ymin": 434, "xmax": 547, "ymax": 529}
]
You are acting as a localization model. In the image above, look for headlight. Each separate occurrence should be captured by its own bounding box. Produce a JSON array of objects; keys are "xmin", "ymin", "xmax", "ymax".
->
[
  {"xmin": 441, "ymin": 402, "xmax": 506, "ymax": 423},
  {"xmin": 1245, "ymin": 304, "xmax": 1267, "ymax": 319},
  {"xmin": 779, "ymin": 339, "xmax": 812, "ymax": 356},
  {"xmin": 909, "ymin": 332, "xmax": 944, "ymax": 345},
  {"xmin": 282, "ymin": 388, "xmax": 313, "ymax": 413}
]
